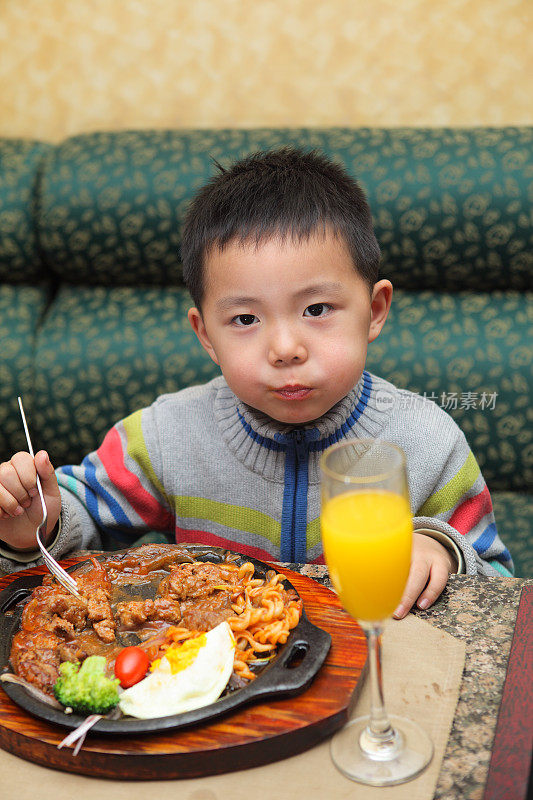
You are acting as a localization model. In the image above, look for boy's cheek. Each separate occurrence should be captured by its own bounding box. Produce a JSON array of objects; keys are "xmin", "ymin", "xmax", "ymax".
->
[
  {"xmin": 323, "ymin": 343, "xmax": 367, "ymax": 383},
  {"xmin": 217, "ymin": 363, "xmax": 258, "ymax": 397}
]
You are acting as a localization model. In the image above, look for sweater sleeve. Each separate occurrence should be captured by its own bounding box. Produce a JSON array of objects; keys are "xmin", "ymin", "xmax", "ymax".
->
[
  {"xmin": 412, "ymin": 431, "xmax": 513, "ymax": 577},
  {"xmin": 54, "ymin": 405, "xmax": 175, "ymax": 552}
]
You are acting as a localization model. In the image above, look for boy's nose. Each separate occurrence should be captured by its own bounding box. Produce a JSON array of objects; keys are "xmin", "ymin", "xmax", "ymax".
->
[{"xmin": 268, "ymin": 329, "xmax": 308, "ymax": 366}]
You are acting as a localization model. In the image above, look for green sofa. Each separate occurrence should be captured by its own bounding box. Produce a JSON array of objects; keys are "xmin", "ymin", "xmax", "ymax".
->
[{"xmin": 1, "ymin": 128, "xmax": 531, "ymax": 575}]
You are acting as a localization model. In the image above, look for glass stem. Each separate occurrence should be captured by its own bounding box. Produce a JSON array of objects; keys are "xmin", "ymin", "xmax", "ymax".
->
[
  {"xmin": 366, "ymin": 625, "xmax": 392, "ymax": 737},
  {"xmin": 358, "ymin": 624, "xmax": 402, "ymax": 759}
]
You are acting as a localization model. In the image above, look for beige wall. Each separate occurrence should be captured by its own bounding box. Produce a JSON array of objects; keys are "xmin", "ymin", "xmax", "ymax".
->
[{"xmin": 1, "ymin": 0, "xmax": 531, "ymax": 142}]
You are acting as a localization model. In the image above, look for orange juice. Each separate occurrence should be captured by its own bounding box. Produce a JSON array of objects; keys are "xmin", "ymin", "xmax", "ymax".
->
[{"xmin": 321, "ymin": 490, "xmax": 412, "ymax": 622}]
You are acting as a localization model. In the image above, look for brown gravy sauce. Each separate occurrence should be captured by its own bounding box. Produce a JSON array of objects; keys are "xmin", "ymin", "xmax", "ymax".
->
[{"xmin": 9, "ymin": 544, "xmax": 247, "ymax": 693}]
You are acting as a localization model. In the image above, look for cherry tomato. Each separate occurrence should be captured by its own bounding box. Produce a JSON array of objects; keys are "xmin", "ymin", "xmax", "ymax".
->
[{"xmin": 114, "ymin": 646, "xmax": 150, "ymax": 688}]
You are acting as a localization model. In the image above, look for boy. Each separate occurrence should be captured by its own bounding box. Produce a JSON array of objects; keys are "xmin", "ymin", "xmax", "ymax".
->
[{"xmin": 0, "ymin": 148, "xmax": 513, "ymax": 618}]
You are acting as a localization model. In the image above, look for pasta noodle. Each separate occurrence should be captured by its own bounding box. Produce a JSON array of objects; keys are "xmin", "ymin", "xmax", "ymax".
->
[{"xmin": 159, "ymin": 563, "xmax": 303, "ymax": 680}]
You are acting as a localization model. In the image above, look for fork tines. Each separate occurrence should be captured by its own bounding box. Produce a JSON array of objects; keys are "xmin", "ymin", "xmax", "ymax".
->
[
  {"xmin": 39, "ymin": 542, "xmax": 81, "ymax": 596},
  {"xmin": 36, "ymin": 532, "xmax": 81, "ymax": 597}
]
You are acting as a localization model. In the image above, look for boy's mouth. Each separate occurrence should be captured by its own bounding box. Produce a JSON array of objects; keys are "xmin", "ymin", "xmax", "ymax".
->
[{"xmin": 273, "ymin": 385, "xmax": 313, "ymax": 400}]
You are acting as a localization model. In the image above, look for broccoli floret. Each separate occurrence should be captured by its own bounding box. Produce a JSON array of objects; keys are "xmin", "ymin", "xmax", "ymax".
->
[{"xmin": 54, "ymin": 655, "xmax": 120, "ymax": 715}]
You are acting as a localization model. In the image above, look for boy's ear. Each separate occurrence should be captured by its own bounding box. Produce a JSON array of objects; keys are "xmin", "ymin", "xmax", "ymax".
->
[
  {"xmin": 368, "ymin": 279, "xmax": 393, "ymax": 343},
  {"xmin": 187, "ymin": 308, "xmax": 220, "ymax": 365}
]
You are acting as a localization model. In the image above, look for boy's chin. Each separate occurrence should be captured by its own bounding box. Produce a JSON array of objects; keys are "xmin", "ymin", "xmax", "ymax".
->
[
  {"xmin": 238, "ymin": 386, "xmax": 354, "ymax": 426},
  {"xmin": 257, "ymin": 401, "xmax": 330, "ymax": 427}
]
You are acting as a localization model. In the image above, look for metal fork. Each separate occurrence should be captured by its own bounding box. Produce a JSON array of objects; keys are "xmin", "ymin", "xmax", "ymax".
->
[{"xmin": 17, "ymin": 397, "xmax": 82, "ymax": 600}]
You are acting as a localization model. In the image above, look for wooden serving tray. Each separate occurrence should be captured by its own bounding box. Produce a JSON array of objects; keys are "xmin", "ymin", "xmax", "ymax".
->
[{"xmin": 0, "ymin": 559, "xmax": 366, "ymax": 780}]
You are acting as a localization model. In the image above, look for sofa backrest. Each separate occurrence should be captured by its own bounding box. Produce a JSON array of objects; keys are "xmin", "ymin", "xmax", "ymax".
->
[
  {"xmin": 36, "ymin": 128, "xmax": 532, "ymax": 291},
  {"xmin": 0, "ymin": 138, "xmax": 52, "ymax": 284},
  {"xmin": 0, "ymin": 128, "xmax": 531, "ymax": 492}
]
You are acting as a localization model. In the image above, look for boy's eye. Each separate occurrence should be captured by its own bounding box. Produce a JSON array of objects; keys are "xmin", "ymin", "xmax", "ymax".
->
[
  {"xmin": 233, "ymin": 314, "xmax": 258, "ymax": 326},
  {"xmin": 303, "ymin": 303, "xmax": 331, "ymax": 317}
]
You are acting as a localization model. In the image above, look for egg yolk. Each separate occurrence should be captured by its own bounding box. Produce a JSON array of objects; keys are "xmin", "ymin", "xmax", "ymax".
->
[{"xmin": 151, "ymin": 634, "xmax": 207, "ymax": 675}]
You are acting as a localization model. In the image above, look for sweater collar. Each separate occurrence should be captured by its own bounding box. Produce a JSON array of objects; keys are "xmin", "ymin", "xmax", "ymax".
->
[{"xmin": 213, "ymin": 371, "xmax": 390, "ymax": 483}]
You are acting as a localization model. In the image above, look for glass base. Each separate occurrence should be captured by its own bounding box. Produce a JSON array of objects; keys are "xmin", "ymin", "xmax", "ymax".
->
[{"xmin": 330, "ymin": 714, "xmax": 433, "ymax": 786}]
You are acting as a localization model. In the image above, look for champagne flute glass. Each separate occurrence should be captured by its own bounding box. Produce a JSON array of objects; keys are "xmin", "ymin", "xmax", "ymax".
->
[{"xmin": 320, "ymin": 439, "xmax": 433, "ymax": 786}]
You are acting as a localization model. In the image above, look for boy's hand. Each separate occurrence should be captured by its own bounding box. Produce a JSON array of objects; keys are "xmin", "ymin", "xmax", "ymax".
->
[
  {"xmin": 0, "ymin": 451, "xmax": 61, "ymax": 552},
  {"xmin": 393, "ymin": 533, "xmax": 456, "ymax": 620}
]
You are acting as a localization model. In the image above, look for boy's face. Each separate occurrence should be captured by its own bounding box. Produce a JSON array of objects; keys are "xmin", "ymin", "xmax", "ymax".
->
[{"xmin": 188, "ymin": 230, "xmax": 392, "ymax": 425}]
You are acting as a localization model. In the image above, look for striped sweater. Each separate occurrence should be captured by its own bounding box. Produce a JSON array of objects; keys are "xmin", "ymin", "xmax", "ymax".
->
[{"xmin": 0, "ymin": 372, "xmax": 513, "ymax": 575}]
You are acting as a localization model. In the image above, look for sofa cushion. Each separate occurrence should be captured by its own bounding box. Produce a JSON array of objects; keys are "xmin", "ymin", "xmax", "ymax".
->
[
  {"xmin": 0, "ymin": 138, "xmax": 52, "ymax": 282},
  {"xmin": 38, "ymin": 131, "xmax": 188, "ymax": 286},
  {"xmin": 33, "ymin": 285, "xmax": 219, "ymax": 465},
  {"xmin": 366, "ymin": 289, "xmax": 532, "ymax": 492},
  {"xmin": 0, "ymin": 285, "xmax": 49, "ymax": 457},
  {"xmin": 37, "ymin": 127, "xmax": 532, "ymax": 291},
  {"xmin": 492, "ymin": 491, "xmax": 533, "ymax": 578}
]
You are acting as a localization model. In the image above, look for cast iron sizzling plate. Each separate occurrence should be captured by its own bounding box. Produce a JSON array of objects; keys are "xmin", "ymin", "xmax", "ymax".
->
[{"xmin": 0, "ymin": 545, "xmax": 331, "ymax": 734}]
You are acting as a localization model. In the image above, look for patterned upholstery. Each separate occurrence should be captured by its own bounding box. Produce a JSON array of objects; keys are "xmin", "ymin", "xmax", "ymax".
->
[
  {"xmin": 0, "ymin": 138, "xmax": 52, "ymax": 282},
  {"xmin": 38, "ymin": 132, "xmax": 185, "ymax": 286},
  {"xmin": 366, "ymin": 289, "xmax": 531, "ymax": 492},
  {"xmin": 0, "ymin": 138, "xmax": 53, "ymax": 460},
  {"xmin": 0, "ymin": 286, "xmax": 49, "ymax": 456},
  {"xmin": 34, "ymin": 285, "xmax": 219, "ymax": 465},
  {"xmin": 0, "ymin": 128, "xmax": 531, "ymax": 572},
  {"xmin": 492, "ymin": 492, "xmax": 533, "ymax": 578},
  {"xmin": 37, "ymin": 128, "xmax": 532, "ymax": 290}
]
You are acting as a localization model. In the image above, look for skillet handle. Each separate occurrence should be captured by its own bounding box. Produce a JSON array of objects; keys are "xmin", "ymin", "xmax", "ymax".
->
[{"xmin": 243, "ymin": 612, "xmax": 332, "ymax": 700}]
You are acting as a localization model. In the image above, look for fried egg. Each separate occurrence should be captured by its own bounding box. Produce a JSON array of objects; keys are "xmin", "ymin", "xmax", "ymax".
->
[{"xmin": 118, "ymin": 621, "xmax": 236, "ymax": 719}]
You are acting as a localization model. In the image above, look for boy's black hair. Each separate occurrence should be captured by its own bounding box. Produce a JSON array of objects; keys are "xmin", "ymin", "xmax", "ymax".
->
[{"xmin": 180, "ymin": 146, "xmax": 381, "ymax": 309}]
